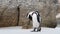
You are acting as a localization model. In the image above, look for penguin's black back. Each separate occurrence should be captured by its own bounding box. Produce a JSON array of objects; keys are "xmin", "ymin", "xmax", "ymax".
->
[{"xmin": 37, "ymin": 14, "xmax": 40, "ymax": 23}]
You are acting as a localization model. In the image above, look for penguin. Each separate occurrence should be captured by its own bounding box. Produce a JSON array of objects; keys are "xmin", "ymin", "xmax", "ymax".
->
[{"xmin": 26, "ymin": 11, "xmax": 41, "ymax": 32}]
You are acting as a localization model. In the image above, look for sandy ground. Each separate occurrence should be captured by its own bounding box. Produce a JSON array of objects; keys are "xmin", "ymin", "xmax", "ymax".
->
[{"xmin": 0, "ymin": 25, "xmax": 59, "ymax": 34}]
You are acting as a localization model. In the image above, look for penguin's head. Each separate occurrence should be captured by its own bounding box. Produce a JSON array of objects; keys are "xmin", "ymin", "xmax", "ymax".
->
[{"xmin": 26, "ymin": 11, "xmax": 35, "ymax": 20}]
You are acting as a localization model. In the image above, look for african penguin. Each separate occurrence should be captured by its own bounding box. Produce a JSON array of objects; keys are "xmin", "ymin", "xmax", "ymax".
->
[{"xmin": 26, "ymin": 11, "xmax": 41, "ymax": 32}]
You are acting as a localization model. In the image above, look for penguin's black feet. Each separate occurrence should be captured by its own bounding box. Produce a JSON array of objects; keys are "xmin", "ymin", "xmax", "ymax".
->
[
  {"xmin": 37, "ymin": 28, "xmax": 41, "ymax": 32},
  {"xmin": 31, "ymin": 28, "xmax": 36, "ymax": 32},
  {"xmin": 31, "ymin": 27, "xmax": 41, "ymax": 32}
]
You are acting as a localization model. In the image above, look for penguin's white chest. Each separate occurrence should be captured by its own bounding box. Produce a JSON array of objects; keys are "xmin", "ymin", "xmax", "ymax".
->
[{"xmin": 32, "ymin": 14, "xmax": 39, "ymax": 28}]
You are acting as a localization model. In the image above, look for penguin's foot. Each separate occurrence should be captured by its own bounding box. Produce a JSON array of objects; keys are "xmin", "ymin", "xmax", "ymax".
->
[
  {"xmin": 37, "ymin": 28, "xmax": 41, "ymax": 31},
  {"xmin": 31, "ymin": 28, "xmax": 37, "ymax": 32}
]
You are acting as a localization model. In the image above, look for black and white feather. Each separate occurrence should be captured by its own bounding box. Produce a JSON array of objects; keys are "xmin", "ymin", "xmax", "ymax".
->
[{"xmin": 26, "ymin": 11, "xmax": 41, "ymax": 32}]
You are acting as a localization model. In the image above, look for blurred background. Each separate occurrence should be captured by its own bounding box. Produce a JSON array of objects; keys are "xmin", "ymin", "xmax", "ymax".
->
[{"xmin": 0, "ymin": 0, "xmax": 60, "ymax": 29}]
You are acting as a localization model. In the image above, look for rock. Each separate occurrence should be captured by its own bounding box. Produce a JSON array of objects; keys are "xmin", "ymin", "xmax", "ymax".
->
[
  {"xmin": 0, "ymin": 0, "xmax": 18, "ymax": 27},
  {"xmin": 0, "ymin": 0, "xmax": 58, "ymax": 28},
  {"xmin": 19, "ymin": 0, "xmax": 57, "ymax": 28}
]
